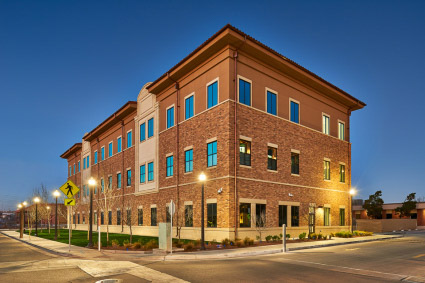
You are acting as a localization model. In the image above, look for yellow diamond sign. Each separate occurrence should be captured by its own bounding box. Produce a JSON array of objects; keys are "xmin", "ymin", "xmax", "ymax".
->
[
  {"xmin": 64, "ymin": 198, "xmax": 76, "ymax": 206},
  {"xmin": 59, "ymin": 180, "xmax": 80, "ymax": 198}
]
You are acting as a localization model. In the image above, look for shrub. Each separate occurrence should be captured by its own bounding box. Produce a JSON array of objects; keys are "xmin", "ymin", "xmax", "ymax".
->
[
  {"xmin": 236, "ymin": 240, "xmax": 244, "ymax": 247},
  {"xmin": 193, "ymin": 239, "xmax": 201, "ymax": 247},
  {"xmin": 123, "ymin": 239, "xmax": 131, "ymax": 249},
  {"xmin": 353, "ymin": 230, "xmax": 373, "ymax": 236},
  {"xmin": 309, "ymin": 233, "xmax": 317, "ymax": 240},
  {"xmin": 221, "ymin": 238, "xmax": 230, "ymax": 246},
  {"xmin": 272, "ymin": 235, "xmax": 279, "ymax": 241},
  {"xmin": 132, "ymin": 242, "xmax": 142, "ymax": 249},
  {"xmin": 286, "ymin": 234, "xmax": 290, "ymax": 239},
  {"xmin": 144, "ymin": 239, "xmax": 158, "ymax": 250},
  {"xmin": 265, "ymin": 235, "xmax": 273, "ymax": 242},
  {"xmin": 318, "ymin": 233, "xmax": 324, "ymax": 240},
  {"xmin": 243, "ymin": 237, "xmax": 250, "ymax": 246},
  {"xmin": 299, "ymin": 232, "xmax": 307, "ymax": 240},
  {"xmin": 335, "ymin": 231, "xmax": 354, "ymax": 238},
  {"xmin": 184, "ymin": 242, "xmax": 194, "ymax": 251},
  {"xmin": 175, "ymin": 241, "xmax": 184, "ymax": 248},
  {"xmin": 111, "ymin": 239, "xmax": 120, "ymax": 248}
]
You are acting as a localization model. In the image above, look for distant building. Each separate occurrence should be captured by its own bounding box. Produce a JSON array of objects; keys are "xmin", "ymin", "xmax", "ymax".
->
[{"xmin": 0, "ymin": 211, "xmax": 17, "ymax": 228}]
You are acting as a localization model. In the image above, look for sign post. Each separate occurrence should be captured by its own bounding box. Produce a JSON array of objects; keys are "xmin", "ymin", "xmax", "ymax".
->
[
  {"xmin": 169, "ymin": 200, "xmax": 175, "ymax": 254},
  {"xmin": 59, "ymin": 180, "xmax": 80, "ymax": 253},
  {"xmin": 282, "ymin": 224, "xmax": 287, "ymax": 253},
  {"xmin": 98, "ymin": 215, "xmax": 101, "ymax": 252}
]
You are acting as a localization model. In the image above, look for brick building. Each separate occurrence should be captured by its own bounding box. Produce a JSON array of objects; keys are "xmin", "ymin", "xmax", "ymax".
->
[{"xmin": 61, "ymin": 25, "xmax": 365, "ymax": 240}]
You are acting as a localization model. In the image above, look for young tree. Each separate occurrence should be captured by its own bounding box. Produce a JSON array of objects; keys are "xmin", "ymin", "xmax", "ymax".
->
[
  {"xmin": 121, "ymin": 195, "xmax": 139, "ymax": 244},
  {"xmin": 363, "ymin": 190, "xmax": 384, "ymax": 219},
  {"xmin": 175, "ymin": 204, "xmax": 192, "ymax": 240},
  {"xmin": 95, "ymin": 185, "xmax": 120, "ymax": 243},
  {"xmin": 395, "ymin": 193, "xmax": 417, "ymax": 218},
  {"xmin": 254, "ymin": 211, "xmax": 267, "ymax": 241}
]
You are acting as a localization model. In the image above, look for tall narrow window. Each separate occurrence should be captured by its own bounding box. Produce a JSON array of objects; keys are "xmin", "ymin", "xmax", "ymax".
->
[
  {"xmin": 101, "ymin": 212, "xmax": 104, "ymax": 225},
  {"xmin": 87, "ymin": 155, "xmax": 89, "ymax": 168},
  {"xmin": 83, "ymin": 157, "xmax": 86, "ymax": 169},
  {"xmin": 148, "ymin": 118, "xmax": 154, "ymax": 138},
  {"xmin": 324, "ymin": 207, "xmax": 330, "ymax": 226},
  {"xmin": 338, "ymin": 122, "xmax": 345, "ymax": 140},
  {"xmin": 126, "ymin": 208, "xmax": 131, "ymax": 226},
  {"xmin": 267, "ymin": 147, "xmax": 277, "ymax": 171},
  {"xmin": 239, "ymin": 79, "xmax": 251, "ymax": 106},
  {"xmin": 207, "ymin": 203, "xmax": 217, "ymax": 227},
  {"xmin": 101, "ymin": 147, "xmax": 105, "ymax": 161},
  {"xmin": 322, "ymin": 114, "xmax": 330, "ymax": 135},
  {"xmin": 151, "ymin": 207, "xmax": 157, "ymax": 226},
  {"xmin": 140, "ymin": 165, "xmax": 146, "ymax": 183},
  {"xmin": 291, "ymin": 152, "xmax": 300, "ymax": 175},
  {"xmin": 117, "ymin": 173, "xmax": 121, "ymax": 189},
  {"xmin": 127, "ymin": 169, "xmax": 131, "ymax": 186},
  {"xmin": 324, "ymin": 160, "xmax": 331, "ymax": 180},
  {"xmin": 290, "ymin": 101, "xmax": 299, "ymax": 123},
  {"xmin": 207, "ymin": 81, "xmax": 218, "ymax": 108},
  {"xmin": 185, "ymin": 205, "xmax": 193, "ymax": 227},
  {"xmin": 279, "ymin": 205, "xmax": 288, "ymax": 227},
  {"xmin": 108, "ymin": 211, "xmax": 112, "ymax": 225},
  {"xmin": 167, "ymin": 107, "xmax": 174, "ymax": 129},
  {"xmin": 185, "ymin": 149, "xmax": 193, "ymax": 173},
  {"xmin": 267, "ymin": 91, "xmax": 277, "ymax": 115},
  {"xmin": 166, "ymin": 156, "xmax": 173, "ymax": 177},
  {"xmin": 94, "ymin": 151, "xmax": 98, "ymax": 164},
  {"xmin": 127, "ymin": 131, "xmax": 132, "ymax": 148},
  {"xmin": 138, "ymin": 208, "xmax": 143, "ymax": 226},
  {"xmin": 69, "ymin": 166, "xmax": 72, "ymax": 176},
  {"xmin": 256, "ymin": 204, "xmax": 266, "ymax": 227},
  {"xmin": 207, "ymin": 141, "xmax": 217, "ymax": 167},
  {"xmin": 148, "ymin": 162, "xmax": 154, "ymax": 181},
  {"xmin": 78, "ymin": 161, "xmax": 80, "ymax": 172},
  {"xmin": 239, "ymin": 140, "xmax": 251, "ymax": 166},
  {"xmin": 108, "ymin": 176, "xmax": 112, "ymax": 189},
  {"xmin": 339, "ymin": 208, "xmax": 345, "ymax": 226},
  {"xmin": 117, "ymin": 210, "xmax": 121, "ymax": 225},
  {"xmin": 108, "ymin": 142, "xmax": 113, "ymax": 157},
  {"xmin": 340, "ymin": 164, "xmax": 345, "ymax": 183},
  {"xmin": 185, "ymin": 95, "xmax": 194, "ymax": 119},
  {"xmin": 73, "ymin": 164, "xmax": 76, "ymax": 174},
  {"xmin": 140, "ymin": 123, "xmax": 146, "ymax": 142},
  {"xmin": 117, "ymin": 137, "xmax": 122, "ymax": 153},
  {"xmin": 239, "ymin": 203, "xmax": 251, "ymax": 228},
  {"xmin": 291, "ymin": 206, "xmax": 299, "ymax": 227},
  {"xmin": 101, "ymin": 178, "xmax": 104, "ymax": 192}
]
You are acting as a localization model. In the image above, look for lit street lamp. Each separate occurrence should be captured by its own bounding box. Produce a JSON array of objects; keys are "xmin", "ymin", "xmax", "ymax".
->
[
  {"xmin": 87, "ymin": 177, "xmax": 96, "ymax": 248},
  {"xmin": 34, "ymin": 197, "xmax": 40, "ymax": 236},
  {"xmin": 53, "ymin": 190, "xmax": 60, "ymax": 240},
  {"xmin": 350, "ymin": 188, "xmax": 357, "ymax": 232},
  {"xmin": 17, "ymin": 202, "xmax": 26, "ymax": 239},
  {"xmin": 199, "ymin": 172, "xmax": 206, "ymax": 250}
]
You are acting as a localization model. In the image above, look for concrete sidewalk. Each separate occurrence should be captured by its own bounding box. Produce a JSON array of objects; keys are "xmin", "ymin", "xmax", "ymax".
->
[{"xmin": 1, "ymin": 231, "xmax": 402, "ymax": 261}]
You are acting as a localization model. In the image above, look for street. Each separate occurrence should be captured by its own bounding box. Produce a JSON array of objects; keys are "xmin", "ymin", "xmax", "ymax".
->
[{"xmin": 0, "ymin": 232, "xmax": 424, "ymax": 282}]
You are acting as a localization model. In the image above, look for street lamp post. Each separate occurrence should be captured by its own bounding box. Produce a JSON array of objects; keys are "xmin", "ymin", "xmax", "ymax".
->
[
  {"xmin": 87, "ymin": 177, "xmax": 96, "ymax": 248},
  {"xmin": 199, "ymin": 173, "xmax": 206, "ymax": 250},
  {"xmin": 349, "ymin": 188, "xmax": 357, "ymax": 232},
  {"xmin": 23, "ymin": 201, "xmax": 27, "ymax": 231},
  {"xmin": 53, "ymin": 190, "xmax": 60, "ymax": 240},
  {"xmin": 18, "ymin": 204, "xmax": 23, "ymax": 238},
  {"xmin": 34, "ymin": 197, "xmax": 40, "ymax": 236}
]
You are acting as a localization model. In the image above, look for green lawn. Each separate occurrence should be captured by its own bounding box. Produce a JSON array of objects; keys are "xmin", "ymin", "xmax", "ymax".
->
[{"xmin": 23, "ymin": 228, "xmax": 158, "ymax": 248}]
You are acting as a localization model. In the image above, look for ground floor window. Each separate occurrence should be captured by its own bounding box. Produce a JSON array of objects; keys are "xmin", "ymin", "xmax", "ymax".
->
[
  {"xmin": 151, "ymin": 207, "xmax": 157, "ymax": 226},
  {"xmin": 185, "ymin": 205, "xmax": 193, "ymax": 227},
  {"xmin": 126, "ymin": 209, "xmax": 131, "ymax": 225},
  {"xmin": 101, "ymin": 212, "xmax": 104, "ymax": 225},
  {"xmin": 291, "ymin": 206, "xmax": 299, "ymax": 227},
  {"xmin": 108, "ymin": 211, "xmax": 112, "ymax": 225},
  {"xmin": 73, "ymin": 214, "xmax": 76, "ymax": 225},
  {"xmin": 339, "ymin": 208, "xmax": 345, "ymax": 226},
  {"xmin": 207, "ymin": 203, "xmax": 217, "ymax": 227},
  {"xmin": 411, "ymin": 213, "xmax": 417, "ymax": 219},
  {"xmin": 355, "ymin": 213, "xmax": 361, "ymax": 219},
  {"xmin": 117, "ymin": 210, "xmax": 121, "ymax": 225},
  {"xmin": 386, "ymin": 213, "xmax": 392, "ymax": 219},
  {"xmin": 324, "ymin": 207, "xmax": 330, "ymax": 226},
  {"xmin": 94, "ymin": 212, "xmax": 97, "ymax": 225},
  {"xmin": 138, "ymin": 208, "xmax": 143, "ymax": 226},
  {"xmin": 239, "ymin": 203, "xmax": 251, "ymax": 227},
  {"xmin": 279, "ymin": 205, "xmax": 287, "ymax": 227},
  {"xmin": 256, "ymin": 204, "xmax": 266, "ymax": 227},
  {"xmin": 78, "ymin": 214, "xmax": 80, "ymax": 224}
]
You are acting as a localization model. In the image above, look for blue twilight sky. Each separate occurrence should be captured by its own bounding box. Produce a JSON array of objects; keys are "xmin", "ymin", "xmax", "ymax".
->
[{"xmin": 1, "ymin": 0, "xmax": 424, "ymax": 210}]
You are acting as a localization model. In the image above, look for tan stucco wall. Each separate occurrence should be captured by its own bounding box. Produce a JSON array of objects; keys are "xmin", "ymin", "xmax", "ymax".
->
[{"xmin": 356, "ymin": 219, "xmax": 417, "ymax": 233}]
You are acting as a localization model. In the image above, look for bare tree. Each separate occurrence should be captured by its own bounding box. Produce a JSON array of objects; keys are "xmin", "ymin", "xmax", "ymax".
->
[
  {"xmin": 95, "ymin": 186, "xmax": 121, "ymax": 243},
  {"xmin": 254, "ymin": 211, "xmax": 267, "ymax": 241},
  {"xmin": 121, "ymin": 195, "xmax": 139, "ymax": 244},
  {"xmin": 176, "ymin": 204, "xmax": 192, "ymax": 240}
]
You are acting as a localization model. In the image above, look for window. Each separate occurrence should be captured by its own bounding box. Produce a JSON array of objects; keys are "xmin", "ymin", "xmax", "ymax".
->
[
  {"xmin": 324, "ymin": 207, "xmax": 330, "ymax": 226},
  {"xmin": 140, "ymin": 165, "xmax": 146, "ymax": 183},
  {"xmin": 239, "ymin": 140, "xmax": 251, "ymax": 166},
  {"xmin": 127, "ymin": 169, "xmax": 131, "ymax": 186},
  {"xmin": 117, "ymin": 137, "xmax": 122, "ymax": 153},
  {"xmin": 83, "ymin": 157, "xmax": 86, "ymax": 169},
  {"xmin": 148, "ymin": 162, "xmax": 154, "ymax": 181},
  {"xmin": 411, "ymin": 213, "xmax": 418, "ymax": 219},
  {"xmin": 256, "ymin": 204, "xmax": 266, "ymax": 227},
  {"xmin": 185, "ymin": 149, "xmax": 193, "ymax": 173},
  {"xmin": 339, "ymin": 208, "xmax": 345, "ymax": 226},
  {"xmin": 340, "ymin": 164, "xmax": 345, "ymax": 183},
  {"xmin": 338, "ymin": 122, "xmax": 345, "ymax": 140},
  {"xmin": 167, "ymin": 106, "xmax": 174, "ymax": 128},
  {"xmin": 207, "ymin": 203, "xmax": 217, "ymax": 227},
  {"xmin": 117, "ymin": 173, "xmax": 122, "ymax": 189},
  {"xmin": 239, "ymin": 203, "xmax": 251, "ymax": 228},
  {"xmin": 101, "ymin": 147, "xmax": 105, "ymax": 161},
  {"xmin": 73, "ymin": 164, "xmax": 75, "ymax": 174},
  {"xmin": 185, "ymin": 205, "xmax": 193, "ymax": 227},
  {"xmin": 140, "ymin": 123, "xmax": 146, "ymax": 142},
  {"xmin": 126, "ymin": 209, "xmax": 131, "ymax": 226},
  {"xmin": 322, "ymin": 114, "xmax": 330, "ymax": 135},
  {"xmin": 94, "ymin": 212, "xmax": 97, "ymax": 225},
  {"xmin": 73, "ymin": 214, "xmax": 75, "ymax": 225},
  {"xmin": 94, "ymin": 151, "xmax": 98, "ymax": 164},
  {"xmin": 267, "ymin": 147, "xmax": 277, "ymax": 171},
  {"xmin": 94, "ymin": 185, "xmax": 97, "ymax": 195},
  {"xmin": 87, "ymin": 155, "xmax": 89, "ymax": 168},
  {"xmin": 166, "ymin": 156, "xmax": 173, "ymax": 177},
  {"xmin": 69, "ymin": 166, "xmax": 71, "ymax": 176},
  {"xmin": 267, "ymin": 91, "xmax": 277, "ymax": 115},
  {"xmin": 279, "ymin": 205, "xmax": 288, "ymax": 227},
  {"xmin": 108, "ymin": 176, "xmax": 112, "ymax": 189},
  {"xmin": 148, "ymin": 118, "xmax": 154, "ymax": 138},
  {"xmin": 78, "ymin": 161, "xmax": 80, "ymax": 172},
  {"xmin": 138, "ymin": 208, "xmax": 143, "ymax": 225},
  {"xmin": 101, "ymin": 178, "xmax": 104, "ymax": 192},
  {"xmin": 83, "ymin": 215, "xmax": 85, "ymax": 224},
  {"xmin": 290, "ymin": 100, "xmax": 299, "ymax": 123},
  {"xmin": 108, "ymin": 211, "xmax": 112, "ymax": 225},
  {"xmin": 207, "ymin": 141, "xmax": 217, "ymax": 167},
  {"xmin": 78, "ymin": 214, "xmax": 80, "ymax": 224},
  {"xmin": 108, "ymin": 142, "xmax": 113, "ymax": 157},
  {"xmin": 151, "ymin": 207, "xmax": 157, "ymax": 226},
  {"xmin": 291, "ymin": 152, "xmax": 299, "ymax": 175},
  {"xmin": 127, "ymin": 131, "xmax": 132, "ymax": 148},
  {"xmin": 101, "ymin": 212, "xmax": 104, "ymax": 225},
  {"xmin": 185, "ymin": 95, "xmax": 194, "ymax": 119},
  {"xmin": 117, "ymin": 210, "xmax": 121, "ymax": 225},
  {"xmin": 324, "ymin": 160, "xmax": 330, "ymax": 180},
  {"xmin": 291, "ymin": 206, "xmax": 299, "ymax": 227},
  {"xmin": 386, "ymin": 213, "xmax": 392, "ymax": 219},
  {"xmin": 239, "ymin": 78, "xmax": 251, "ymax": 106},
  {"xmin": 207, "ymin": 81, "xmax": 218, "ymax": 108},
  {"xmin": 355, "ymin": 213, "xmax": 361, "ymax": 220}
]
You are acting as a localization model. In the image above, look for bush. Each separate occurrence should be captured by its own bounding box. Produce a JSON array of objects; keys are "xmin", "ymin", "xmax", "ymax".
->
[
  {"xmin": 309, "ymin": 233, "xmax": 317, "ymax": 240},
  {"xmin": 286, "ymin": 234, "xmax": 290, "ymax": 239},
  {"xmin": 353, "ymin": 230, "xmax": 373, "ymax": 236},
  {"xmin": 243, "ymin": 237, "xmax": 254, "ymax": 246},
  {"xmin": 317, "ymin": 233, "xmax": 324, "ymax": 240},
  {"xmin": 111, "ymin": 239, "xmax": 120, "ymax": 248},
  {"xmin": 193, "ymin": 239, "xmax": 201, "ymax": 247},
  {"xmin": 144, "ymin": 239, "xmax": 158, "ymax": 250},
  {"xmin": 123, "ymin": 239, "xmax": 131, "ymax": 249},
  {"xmin": 299, "ymin": 232, "xmax": 307, "ymax": 240},
  {"xmin": 221, "ymin": 238, "xmax": 230, "ymax": 246},
  {"xmin": 184, "ymin": 242, "xmax": 194, "ymax": 251},
  {"xmin": 132, "ymin": 242, "xmax": 142, "ymax": 249},
  {"xmin": 334, "ymin": 231, "xmax": 354, "ymax": 238},
  {"xmin": 175, "ymin": 241, "xmax": 184, "ymax": 248},
  {"xmin": 236, "ymin": 240, "xmax": 244, "ymax": 247},
  {"xmin": 265, "ymin": 235, "xmax": 273, "ymax": 242},
  {"xmin": 272, "ymin": 235, "xmax": 279, "ymax": 241}
]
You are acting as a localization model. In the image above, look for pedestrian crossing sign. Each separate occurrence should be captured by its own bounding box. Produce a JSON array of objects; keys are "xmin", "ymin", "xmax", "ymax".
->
[
  {"xmin": 59, "ymin": 180, "xmax": 80, "ymax": 198},
  {"xmin": 64, "ymin": 198, "xmax": 76, "ymax": 206}
]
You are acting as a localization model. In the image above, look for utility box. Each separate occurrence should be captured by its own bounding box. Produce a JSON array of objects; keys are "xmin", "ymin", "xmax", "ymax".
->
[{"xmin": 158, "ymin": 222, "xmax": 171, "ymax": 251}]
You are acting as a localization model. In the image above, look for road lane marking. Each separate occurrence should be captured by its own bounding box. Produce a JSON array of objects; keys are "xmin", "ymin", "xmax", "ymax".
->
[
  {"xmin": 413, "ymin": 254, "xmax": 425, "ymax": 259},
  {"xmin": 345, "ymin": 248, "xmax": 359, "ymax": 251}
]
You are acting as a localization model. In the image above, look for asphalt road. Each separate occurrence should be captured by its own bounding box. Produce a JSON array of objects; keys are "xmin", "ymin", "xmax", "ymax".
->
[{"xmin": 0, "ymin": 231, "xmax": 424, "ymax": 282}]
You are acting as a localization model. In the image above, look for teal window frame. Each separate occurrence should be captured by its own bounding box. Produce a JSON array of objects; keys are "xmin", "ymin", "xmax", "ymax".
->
[
  {"xmin": 166, "ymin": 156, "xmax": 173, "ymax": 177},
  {"xmin": 127, "ymin": 131, "xmax": 132, "ymax": 148},
  {"xmin": 185, "ymin": 95, "xmax": 194, "ymax": 119},
  {"xmin": 148, "ymin": 162, "xmax": 154, "ymax": 181},
  {"xmin": 140, "ymin": 165, "xmax": 146, "ymax": 183},
  {"xmin": 167, "ymin": 106, "xmax": 174, "ymax": 129},
  {"xmin": 207, "ymin": 81, "xmax": 218, "ymax": 108},
  {"xmin": 207, "ymin": 141, "xmax": 217, "ymax": 167},
  {"xmin": 148, "ymin": 118, "xmax": 154, "ymax": 138},
  {"xmin": 185, "ymin": 149, "xmax": 193, "ymax": 172},
  {"xmin": 117, "ymin": 137, "xmax": 122, "ymax": 153},
  {"xmin": 140, "ymin": 123, "xmax": 146, "ymax": 141},
  {"xmin": 239, "ymin": 79, "xmax": 251, "ymax": 106}
]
